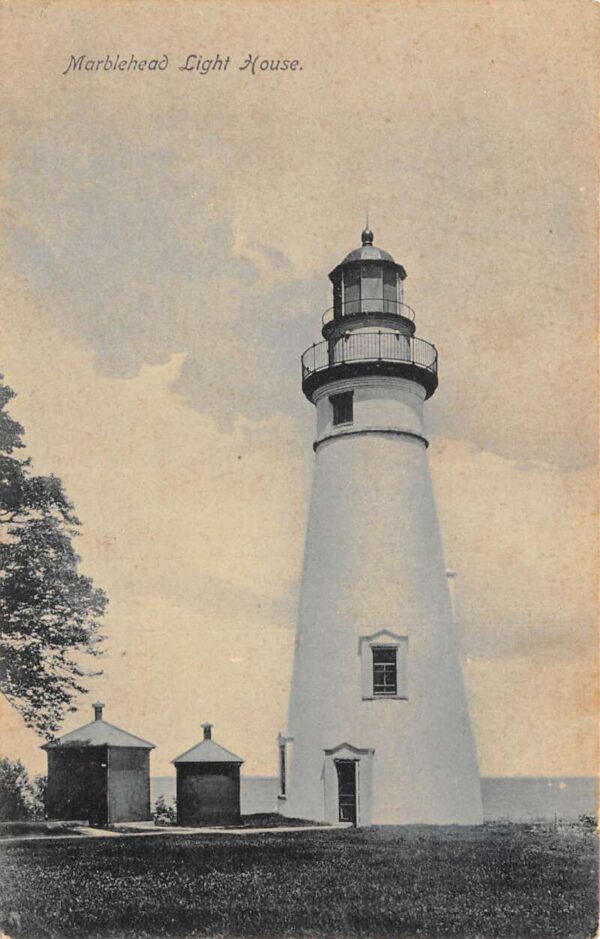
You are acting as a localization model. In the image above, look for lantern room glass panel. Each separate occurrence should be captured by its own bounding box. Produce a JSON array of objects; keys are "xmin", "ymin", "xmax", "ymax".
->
[
  {"xmin": 383, "ymin": 267, "xmax": 399, "ymax": 314},
  {"xmin": 343, "ymin": 266, "xmax": 360, "ymax": 316},
  {"xmin": 333, "ymin": 279, "xmax": 343, "ymax": 318},
  {"xmin": 361, "ymin": 264, "xmax": 383, "ymax": 314}
]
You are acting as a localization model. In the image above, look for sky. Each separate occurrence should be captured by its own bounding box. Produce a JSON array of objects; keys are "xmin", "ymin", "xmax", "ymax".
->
[{"xmin": 0, "ymin": 0, "xmax": 597, "ymax": 778}]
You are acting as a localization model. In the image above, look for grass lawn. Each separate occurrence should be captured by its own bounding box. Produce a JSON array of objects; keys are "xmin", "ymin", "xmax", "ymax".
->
[{"xmin": 0, "ymin": 822, "xmax": 596, "ymax": 938}]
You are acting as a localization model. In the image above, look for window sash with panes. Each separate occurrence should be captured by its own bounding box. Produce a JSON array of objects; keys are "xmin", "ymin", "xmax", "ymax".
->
[
  {"xmin": 372, "ymin": 646, "xmax": 397, "ymax": 696},
  {"xmin": 331, "ymin": 391, "xmax": 353, "ymax": 426}
]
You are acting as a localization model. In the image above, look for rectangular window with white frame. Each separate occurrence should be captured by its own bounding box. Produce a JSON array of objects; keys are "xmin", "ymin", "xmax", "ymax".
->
[{"xmin": 358, "ymin": 631, "xmax": 408, "ymax": 700}]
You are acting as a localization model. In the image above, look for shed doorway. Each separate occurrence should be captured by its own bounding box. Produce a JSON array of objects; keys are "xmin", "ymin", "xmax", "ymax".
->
[{"xmin": 335, "ymin": 759, "xmax": 358, "ymax": 825}]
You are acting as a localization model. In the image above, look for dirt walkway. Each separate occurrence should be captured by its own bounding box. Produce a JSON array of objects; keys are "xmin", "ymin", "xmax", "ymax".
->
[{"xmin": 0, "ymin": 823, "xmax": 338, "ymax": 845}]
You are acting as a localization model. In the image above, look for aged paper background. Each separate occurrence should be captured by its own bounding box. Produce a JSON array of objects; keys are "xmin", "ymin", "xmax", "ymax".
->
[{"xmin": 0, "ymin": 0, "xmax": 597, "ymax": 790}]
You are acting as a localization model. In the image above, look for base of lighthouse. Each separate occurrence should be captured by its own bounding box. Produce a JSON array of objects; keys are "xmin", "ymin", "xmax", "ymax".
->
[{"xmin": 280, "ymin": 376, "xmax": 483, "ymax": 826}]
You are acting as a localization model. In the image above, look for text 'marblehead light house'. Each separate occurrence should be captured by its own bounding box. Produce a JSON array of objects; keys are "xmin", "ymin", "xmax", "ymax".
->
[{"xmin": 279, "ymin": 228, "xmax": 483, "ymax": 826}]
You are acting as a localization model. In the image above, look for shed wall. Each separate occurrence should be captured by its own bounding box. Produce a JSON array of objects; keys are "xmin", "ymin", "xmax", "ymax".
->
[
  {"xmin": 108, "ymin": 748, "xmax": 151, "ymax": 823},
  {"xmin": 45, "ymin": 746, "xmax": 108, "ymax": 825},
  {"xmin": 176, "ymin": 763, "xmax": 241, "ymax": 825}
]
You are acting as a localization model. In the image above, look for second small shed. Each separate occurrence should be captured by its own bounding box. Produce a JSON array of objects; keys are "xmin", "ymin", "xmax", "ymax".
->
[{"xmin": 173, "ymin": 723, "xmax": 244, "ymax": 826}]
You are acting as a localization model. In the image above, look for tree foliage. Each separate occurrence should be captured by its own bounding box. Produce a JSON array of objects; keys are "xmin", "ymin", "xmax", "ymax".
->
[
  {"xmin": 152, "ymin": 794, "xmax": 177, "ymax": 826},
  {"xmin": 0, "ymin": 380, "xmax": 107, "ymax": 737},
  {"xmin": 0, "ymin": 756, "xmax": 46, "ymax": 820}
]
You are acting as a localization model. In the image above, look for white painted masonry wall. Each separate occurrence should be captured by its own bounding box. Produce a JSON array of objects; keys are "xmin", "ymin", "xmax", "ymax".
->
[{"xmin": 282, "ymin": 375, "xmax": 483, "ymax": 825}]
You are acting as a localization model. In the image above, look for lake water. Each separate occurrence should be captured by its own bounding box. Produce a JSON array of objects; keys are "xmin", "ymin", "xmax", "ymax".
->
[
  {"xmin": 152, "ymin": 776, "xmax": 280, "ymax": 815},
  {"xmin": 151, "ymin": 776, "xmax": 597, "ymax": 821}
]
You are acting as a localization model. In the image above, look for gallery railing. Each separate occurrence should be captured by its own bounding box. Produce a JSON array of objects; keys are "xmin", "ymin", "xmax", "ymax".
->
[
  {"xmin": 301, "ymin": 331, "xmax": 438, "ymax": 382},
  {"xmin": 321, "ymin": 299, "xmax": 416, "ymax": 327}
]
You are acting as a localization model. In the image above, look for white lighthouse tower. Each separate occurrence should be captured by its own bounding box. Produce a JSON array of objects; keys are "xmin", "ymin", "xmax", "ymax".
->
[{"xmin": 279, "ymin": 228, "xmax": 483, "ymax": 826}]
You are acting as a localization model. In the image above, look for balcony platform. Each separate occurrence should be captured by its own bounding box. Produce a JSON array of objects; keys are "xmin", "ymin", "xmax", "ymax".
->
[{"xmin": 301, "ymin": 331, "xmax": 438, "ymax": 401}]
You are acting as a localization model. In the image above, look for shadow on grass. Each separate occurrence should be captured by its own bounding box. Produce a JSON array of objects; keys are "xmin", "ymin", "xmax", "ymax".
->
[{"xmin": 0, "ymin": 820, "xmax": 84, "ymax": 839}]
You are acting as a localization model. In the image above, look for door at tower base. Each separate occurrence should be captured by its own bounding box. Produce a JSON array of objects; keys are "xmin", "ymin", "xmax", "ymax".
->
[{"xmin": 323, "ymin": 745, "xmax": 374, "ymax": 826}]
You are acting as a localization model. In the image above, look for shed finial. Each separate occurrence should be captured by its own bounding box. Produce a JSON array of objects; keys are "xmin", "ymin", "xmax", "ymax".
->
[{"xmin": 93, "ymin": 701, "xmax": 105, "ymax": 721}]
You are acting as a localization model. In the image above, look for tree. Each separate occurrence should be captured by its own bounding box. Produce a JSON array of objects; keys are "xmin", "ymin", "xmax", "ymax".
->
[
  {"xmin": 0, "ymin": 379, "xmax": 107, "ymax": 737},
  {"xmin": 0, "ymin": 756, "xmax": 45, "ymax": 820}
]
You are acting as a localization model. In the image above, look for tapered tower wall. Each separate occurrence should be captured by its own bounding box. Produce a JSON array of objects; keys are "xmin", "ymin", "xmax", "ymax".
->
[
  {"xmin": 282, "ymin": 226, "xmax": 484, "ymax": 825},
  {"xmin": 282, "ymin": 374, "xmax": 482, "ymax": 824}
]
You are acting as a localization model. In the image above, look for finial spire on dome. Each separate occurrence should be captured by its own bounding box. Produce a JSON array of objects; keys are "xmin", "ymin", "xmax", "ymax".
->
[
  {"xmin": 361, "ymin": 226, "xmax": 374, "ymax": 246},
  {"xmin": 361, "ymin": 201, "xmax": 374, "ymax": 245}
]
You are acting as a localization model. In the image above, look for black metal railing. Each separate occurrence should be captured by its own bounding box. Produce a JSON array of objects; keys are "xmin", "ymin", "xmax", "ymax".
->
[
  {"xmin": 301, "ymin": 331, "xmax": 438, "ymax": 382},
  {"xmin": 322, "ymin": 299, "xmax": 416, "ymax": 326}
]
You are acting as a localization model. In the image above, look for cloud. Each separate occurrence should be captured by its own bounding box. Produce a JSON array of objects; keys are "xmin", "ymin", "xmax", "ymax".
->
[
  {"xmin": 430, "ymin": 437, "xmax": 596, "ymax": 656},
  {"xmin": 1, "ymin": 261, "xmax": 596, "ymax": 777},
  {"xmin": 5, "ymin": 125, "xmax": 326, "ymax": 436},
  {"xmin": 4, "ymin": 66, "xmax": 597, "ymax": 471},
  {"xmin": 0, "ymin": 0, "xmax": 596, "ymax": 778},
  {"xmin": 0, "ymin": 277, "xmax": 309, "ymax": 772}
]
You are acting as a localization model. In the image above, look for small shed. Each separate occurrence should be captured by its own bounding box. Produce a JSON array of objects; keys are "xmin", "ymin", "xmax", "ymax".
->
[
  {"xmin": 173, "ymin": 722, "xmax": 244, "ymax": 826},
  {"xmin": 42, "ymin": 702, "xmax": 155, "ymax": 826}
]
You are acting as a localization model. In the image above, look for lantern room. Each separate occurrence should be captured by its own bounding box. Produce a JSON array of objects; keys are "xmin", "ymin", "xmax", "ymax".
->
[
  {"xmin": 302, "ymin": 228, "xmax": 437, "ymax": 402},
  {"xmin": 327, "ymin": 228, "xmax": 409, "ymax": 326}
]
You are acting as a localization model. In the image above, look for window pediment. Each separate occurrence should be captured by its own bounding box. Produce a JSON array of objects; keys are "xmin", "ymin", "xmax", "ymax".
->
[{"xmin": 358, "ymin": 629, "xmax": 407, "ymax": 654}]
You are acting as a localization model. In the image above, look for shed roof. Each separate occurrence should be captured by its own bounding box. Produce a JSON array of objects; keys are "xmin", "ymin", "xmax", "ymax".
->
[
  {"xmin": 172, "ymin": 738, "xmax": 244, "ymax": 764},
  {"xmin": 42, "ymin": 719, "xmax": 155, "ymax": 750}
]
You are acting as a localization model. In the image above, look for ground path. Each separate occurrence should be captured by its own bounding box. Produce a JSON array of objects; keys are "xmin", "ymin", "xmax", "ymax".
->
[{"xmin": 0, "ymin": 821, "xmax": 339, "ymax": 844}]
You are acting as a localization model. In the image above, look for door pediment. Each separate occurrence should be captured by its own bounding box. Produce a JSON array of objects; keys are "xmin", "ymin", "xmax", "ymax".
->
[{"xmin": 324, "ymin": 742, "xmax": 374, "ymax": 758}]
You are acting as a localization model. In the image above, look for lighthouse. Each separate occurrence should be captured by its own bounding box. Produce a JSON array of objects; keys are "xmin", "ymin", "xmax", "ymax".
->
[{"xmin": 279, "ymin": 228, "xmax": 483, "ymax": 826}]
